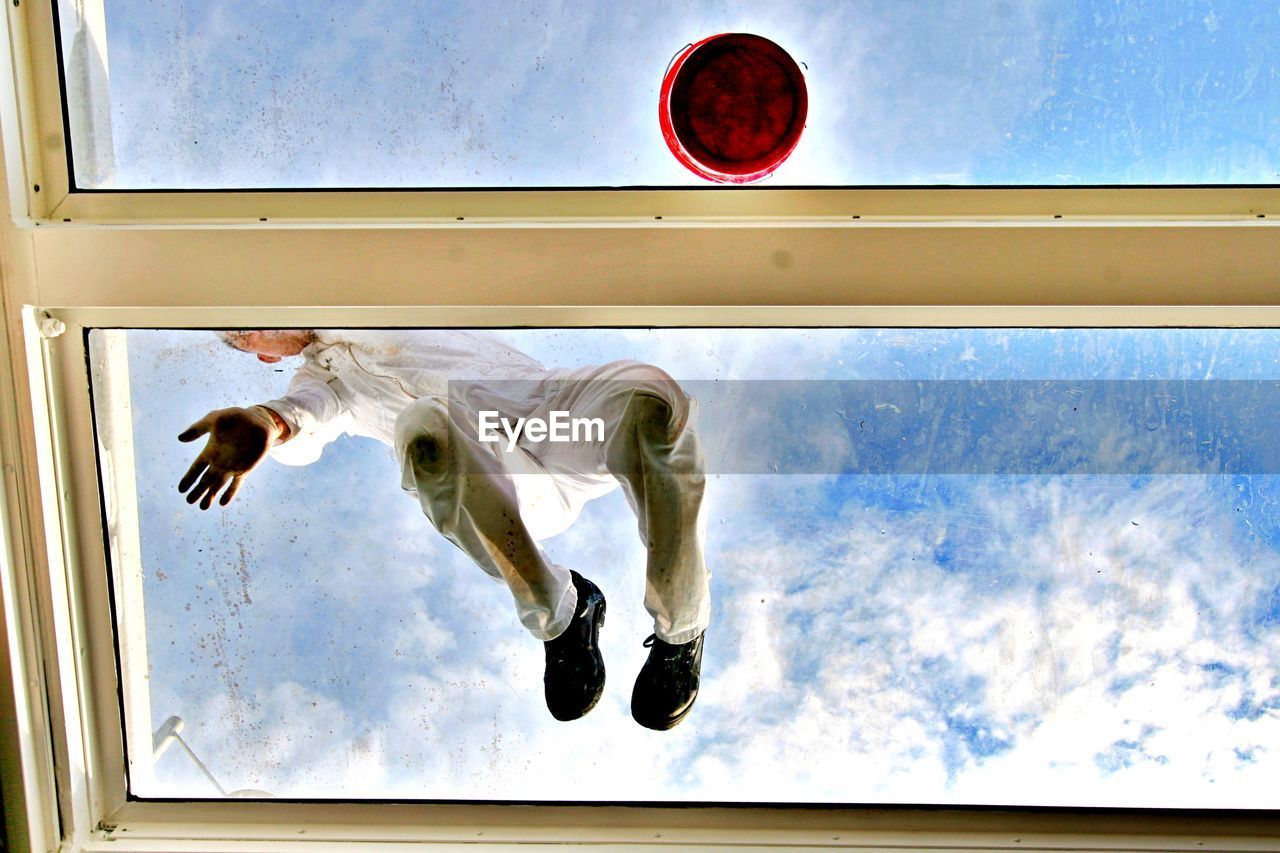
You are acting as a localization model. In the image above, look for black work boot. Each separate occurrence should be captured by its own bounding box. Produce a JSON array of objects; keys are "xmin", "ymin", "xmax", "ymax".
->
[
  {"xmin": 543, "ymin": 571, "xmax": 606, "ymax": 721},
  {"xmin": 630, "ymin": 631, "xmax": 704, "ymax": 730}
]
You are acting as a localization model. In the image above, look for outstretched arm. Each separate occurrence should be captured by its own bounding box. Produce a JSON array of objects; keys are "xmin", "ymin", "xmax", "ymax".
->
[{"xmin": 178, "ymin": 405, "xmax": 291, "ymax": 509}]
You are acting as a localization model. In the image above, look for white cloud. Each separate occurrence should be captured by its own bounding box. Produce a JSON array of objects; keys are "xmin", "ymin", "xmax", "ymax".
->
[
  {"xmin": 679, "ymin": 474, "xmax": 1280, "ymax": 805},
  {"xmin": 148, "ymin": 680, "xmax": 390, "ymax": 797}
]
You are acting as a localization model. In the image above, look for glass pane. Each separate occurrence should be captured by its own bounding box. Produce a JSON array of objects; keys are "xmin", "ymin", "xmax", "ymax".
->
[
  {"xmin": 58, "ymin": 1, "xmax": 1280, "ymax": 189},
  {"xmin": 91, "ymin": 326, "xmax": 1280, "ymax": 805}
]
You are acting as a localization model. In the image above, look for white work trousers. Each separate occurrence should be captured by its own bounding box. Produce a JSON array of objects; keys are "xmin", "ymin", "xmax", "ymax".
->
[{"xmin": 394, "ymin": 360, "xmax": 710, "ymax": 644}]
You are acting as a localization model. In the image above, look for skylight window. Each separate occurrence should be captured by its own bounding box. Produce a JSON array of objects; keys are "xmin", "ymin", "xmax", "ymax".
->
[
  {"xmin": 56, "ymin": 1, "xmax": 1279, "ymax": 190},
  {"xmin": 90, "ymin": 326, "xmax": 1280, "ymax": 806}
]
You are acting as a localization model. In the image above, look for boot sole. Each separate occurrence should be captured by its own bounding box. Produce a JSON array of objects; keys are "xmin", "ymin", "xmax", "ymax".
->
[
  {"xmin": 548, "ymin": 596, "xmax": 606, "ymax": 722},
  {"xmin": 632, "ymin": 691, "xmax": 696, "ymax": 731},
  {"xmin": 579, "ymin": 599, "xmax": 606, "ymax": 718}
]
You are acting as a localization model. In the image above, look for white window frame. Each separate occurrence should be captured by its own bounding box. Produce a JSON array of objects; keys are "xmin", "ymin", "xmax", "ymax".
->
[{"xmin": 1, "ymin": 1, "xmax": 1279, "ymax": 851}]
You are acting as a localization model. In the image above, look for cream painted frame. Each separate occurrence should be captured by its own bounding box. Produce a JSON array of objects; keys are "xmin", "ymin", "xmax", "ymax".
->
[
  {"xmin": 8, "ymin": 0, "xmax": 1280, "ymax": 226},
  {"xmin": 3, "ymin": 0, "xmax": 1280, "ymax": 851},
  {"xmin": 22, "ymin": 306, "xmax": 1280, "ymax": 853}
]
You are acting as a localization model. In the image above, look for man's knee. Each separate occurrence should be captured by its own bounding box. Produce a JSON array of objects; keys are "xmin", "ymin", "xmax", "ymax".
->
[
  {"xmin": 396, "ymin": 396, "xmax": 456, "ymax": 475},
  {"xmin": 405, "ymin": 433, "xmax": 447, "ymax": 474},
  {"xmin": 615, "ymin": 364, "xmax": 691, "ymax": 439},
  {"xmin": 608, "ymin": 370, "xmax": 707, "ymax": 497},
  {"xmin": 626, "ymin": 392, "xmax": 682, "ymax": 444}
]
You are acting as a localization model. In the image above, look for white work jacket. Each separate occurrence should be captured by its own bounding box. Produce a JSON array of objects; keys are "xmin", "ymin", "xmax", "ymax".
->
[{"xmin": 265, "ymin": 329, "xmax": 548, "ymax": 466}]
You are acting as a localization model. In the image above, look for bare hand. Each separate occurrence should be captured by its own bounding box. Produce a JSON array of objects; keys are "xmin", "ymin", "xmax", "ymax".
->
[{"xmin": 178, "ymin": 407, "xmax": 285, "ymax": 509}]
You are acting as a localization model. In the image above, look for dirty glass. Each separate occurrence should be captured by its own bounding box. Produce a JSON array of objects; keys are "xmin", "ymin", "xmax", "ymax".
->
[
  {"xmin": 58, "ymin": 1, "xmax": 1279, "ymax": 189},
  {"xmin": 90, "ymin": 326, "xmax": 1280, "ymax": 806}
]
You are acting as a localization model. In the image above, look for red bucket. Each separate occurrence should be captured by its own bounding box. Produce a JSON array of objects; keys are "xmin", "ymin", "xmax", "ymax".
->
[{"xmin": 659, "ymin": 33, "xmax": 808, "ymax": 184}]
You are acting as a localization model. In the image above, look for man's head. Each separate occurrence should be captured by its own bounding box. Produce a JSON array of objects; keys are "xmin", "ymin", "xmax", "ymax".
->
[{"xmin": 219, "ymin": 329, "xmax": 316, "ymax": 364}]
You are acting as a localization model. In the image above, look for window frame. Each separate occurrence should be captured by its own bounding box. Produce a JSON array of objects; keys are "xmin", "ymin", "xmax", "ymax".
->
[
  {"xmin": 2, "ymin": 1, "xmax": 1280, "ymax": 850},
  {"xmin": 26, "ymin": 306, "xmax": 1280, "ymax": 853},
  {"xmin": 21, "ymin": 0, "xmax": 1280, "ymax": 224}
]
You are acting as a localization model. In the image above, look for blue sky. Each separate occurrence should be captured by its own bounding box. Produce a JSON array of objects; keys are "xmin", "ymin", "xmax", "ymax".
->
[
  {"xmin": 98, "ymin": 328, "xmax": 1280, "ymax": 806},
  {"xmin": 58, "ymin": 0, "xmax": 1280, "ymax": 187}
]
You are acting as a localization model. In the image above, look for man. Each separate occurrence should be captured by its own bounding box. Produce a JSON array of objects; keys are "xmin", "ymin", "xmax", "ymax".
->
[{"xmin": 178, "ymin": 329, "xmax": 709, "ymax": 729}]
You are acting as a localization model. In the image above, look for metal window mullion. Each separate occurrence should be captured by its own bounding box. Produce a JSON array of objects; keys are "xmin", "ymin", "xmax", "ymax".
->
[
  {"xmin": 0, "ymin": 0, "xmax": 52, "ymax": 222},
  {"xmin": 88, "ymin": 330, "xmax": 153, "ymax": 796},
  {"xmin": 20, "ymin": 308, "xmax": 103, "ymax": 849},
  {"xmin": 0, "ymin": 313, "xmax": 60, "ymax": 853}
]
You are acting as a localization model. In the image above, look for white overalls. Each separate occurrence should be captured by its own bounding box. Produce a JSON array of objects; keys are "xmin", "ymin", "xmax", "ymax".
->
[{"xmin": 264, "ymin": 330, "xmax": 709, "ymax": 644}]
